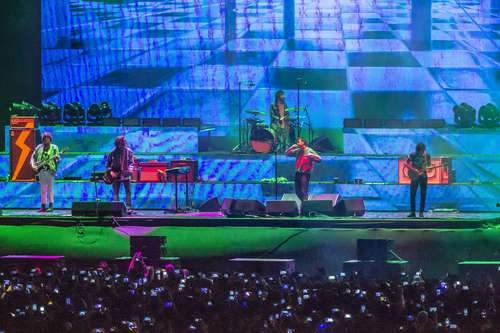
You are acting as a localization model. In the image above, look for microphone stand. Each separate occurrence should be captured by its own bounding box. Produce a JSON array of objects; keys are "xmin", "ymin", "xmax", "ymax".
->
[
  {"xmin": 232, "ymin": 81, "xmax": 243, "ymax": 152},
  {"xmin": 232, "ymin": 81, "xmax": 254, "ymax": 153},
  {"xmin": 274, "ymin": 148, "xmax": 278, "ymax": 200},
  {"xmin": 93, "ymin": 165, "xmax": 100, "ymax": 202},
  {"xmin": 296, "ymin": 79, "xmax": 301, "ymax": 138},
  {"xmin": 304, "ymin": 106, "xmax": 314, "ymax": 144}
]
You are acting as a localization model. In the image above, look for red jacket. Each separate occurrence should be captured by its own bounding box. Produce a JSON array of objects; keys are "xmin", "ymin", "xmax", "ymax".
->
[{"xmin": 285, "ymin": 145, "xmax": 321, "ymax": 173}]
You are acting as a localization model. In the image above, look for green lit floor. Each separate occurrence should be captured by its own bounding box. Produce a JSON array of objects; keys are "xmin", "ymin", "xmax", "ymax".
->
[{"xmin": 0, "ymin": 209, "xmax": 499, "ymax": 276}]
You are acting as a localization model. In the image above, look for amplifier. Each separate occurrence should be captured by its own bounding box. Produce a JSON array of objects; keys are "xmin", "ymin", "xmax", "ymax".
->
[
  {"xmin": 168, "ymin": 159, "xmax": 198, "ymax": 183},
  {"xmin": 133, "ymin": 161, "xmax": 169, "ymax": 182}
]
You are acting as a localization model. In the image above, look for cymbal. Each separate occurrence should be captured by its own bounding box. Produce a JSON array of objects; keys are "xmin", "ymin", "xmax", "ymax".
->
[
  {"xmin": 285, "ymin": 106, "xmax": 306, "ymax": 112},
  {"xmin": 245, "ymin": 110, "xmax": 266, "ymax": 116},
  {"xmin": 246, "ymin": 118, "xmax": 264, "ymax": 124}
]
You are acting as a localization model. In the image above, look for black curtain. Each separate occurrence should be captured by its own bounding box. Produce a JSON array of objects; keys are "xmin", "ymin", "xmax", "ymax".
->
[{"xmin": 0, "ymin": 0, "xmax": 41, "ymax": 150}]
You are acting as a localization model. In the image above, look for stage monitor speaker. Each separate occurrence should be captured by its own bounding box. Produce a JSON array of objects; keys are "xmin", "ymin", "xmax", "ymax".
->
[
  {"xmin": 311, "ymin": 193, "xmax": 342, "ymax": 207},
  {"xmin": 71, "ymin": 201, "xmax": 127, "ymax": 217},
  {"xmin": 224, "ymin": 199, "xmax": 266, "ymax": 217},
  {"xmin": 336, "ymin": 198, "xmax": 366, "ymax": 216},
  {"xmin": 311, "ymin": 136, "xmax": 335, "ymax": 152},
  {"xmin": 301, "ymin": 200, "xmax": 334, "ymax": 216},
  {"xmin": 199, "ymin": 197, "xmax": 220, "ymax": 212},
  {"xmin": 357, "ymin": 239, "xmax": 394, "ymax": 262},
  {"xmin": 221, "ymin": 198, "xmax": 234, "ymax": 214},
  {"xmin": 130, "ymin": 236, "xmax": 166, "ymax": 260},
  {"xmin": 281, "ymin": 193, "xmax": 301, "ymax": 209},
  {"xmin": 266, "ymin": 200, "xmax": 299, "ymax": 217}
]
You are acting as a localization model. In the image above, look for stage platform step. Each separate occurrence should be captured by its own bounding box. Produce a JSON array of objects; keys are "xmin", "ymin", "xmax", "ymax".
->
[
  {"xmin": 343, "ymin": 260, "xmax": 409, "ymax": 280},
  {"xmin": 229, "ymin": 258, "xmax": 295, "ymax": 275},
  {"xmin": 458, "ymin": 261, "xmax": 500, "ymax": 281},
  {"xmin": 0, "ymin": 255, "xmax": 66, "ymax": 267}
]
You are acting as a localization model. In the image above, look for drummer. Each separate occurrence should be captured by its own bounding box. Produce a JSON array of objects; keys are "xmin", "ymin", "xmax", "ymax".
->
[{"xmin": 270, "ymin": 90, "xmax": 294, "ymax": 152}]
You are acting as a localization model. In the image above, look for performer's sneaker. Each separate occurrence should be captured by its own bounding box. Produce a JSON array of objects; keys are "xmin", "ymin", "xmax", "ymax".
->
[
  {"xmin": 38, "ymin": 207, "xmax": 46, "ymax": 213},
  {"xmin": 127, "ymin": 209, "xmax": 137, "ymax": 215},
  {"xmin": 46, "ymin": 207, "xmax": 54, "ymax": 213},
  {"xmin": 407, "ymin": 213, "xmax": 416, "ymax": 218},
  {"xmin": 419, "ymin": 212, "xmax": 424, "ymax": 218}
]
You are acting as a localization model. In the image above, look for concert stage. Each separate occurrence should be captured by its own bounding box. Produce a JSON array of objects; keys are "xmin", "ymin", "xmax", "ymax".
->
[{"xmin": 1, "ymin": 209, "xmax": 499, "ymax": 277}]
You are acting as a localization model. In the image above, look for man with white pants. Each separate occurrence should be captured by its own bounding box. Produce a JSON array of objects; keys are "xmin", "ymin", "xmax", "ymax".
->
[{"xmin": 30, "ymin": 132, "xmax": 60, "ymax": 212}]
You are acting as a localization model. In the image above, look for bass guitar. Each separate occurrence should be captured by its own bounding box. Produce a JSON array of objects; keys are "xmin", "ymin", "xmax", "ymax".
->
[
  {"xmin": 103, "ymin": 169, "xmax": 134, "ymax": 184},
  {"xmin": 407, "ymin": 163, "xmax": 446, "ymax": 180},
  {"xmin": 103, "ymin": 169, "xmax": 120, "ymax": 185}
]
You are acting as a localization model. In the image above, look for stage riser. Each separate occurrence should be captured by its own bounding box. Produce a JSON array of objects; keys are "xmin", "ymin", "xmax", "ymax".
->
[
  {"xmin": 0, "ymin": 182, "xmax": 497, "ymax": 211},
  {"xmin": 1, "ymin": 225, "xmax": 499, "ymax": 278},
  {"xmin": 344, "ymin": 128, "xmax": 500, "ymax": 155},
  {"xmin": 0, "ymin": 154, "xmax": 498, "ymax": 183},
  {"xmin": 5, "ymin": 126, "xmax": 199, "ymax": 153}
]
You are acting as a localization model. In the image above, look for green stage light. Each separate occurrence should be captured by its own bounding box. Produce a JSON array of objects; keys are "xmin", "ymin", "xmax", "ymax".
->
[
  {"xmin": 40, "ymin": 102, "xmax": 61, "ymax": 125},
  {"xmin": 453, "ymin": 103, "xmax": 476, "ymax": 128},
  {"xmin": 478, "ymin": 103, "xmax": 499, "ymax": 128}
]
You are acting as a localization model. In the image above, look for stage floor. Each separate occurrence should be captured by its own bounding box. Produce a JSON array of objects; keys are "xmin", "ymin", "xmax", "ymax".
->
[
  {"xmin": 1, "ymin": 209, "xmax": 498, "ymax": 229},
  {"xmin": 0, "ymin": 209, "xmax": 499, "ymax": 276}
]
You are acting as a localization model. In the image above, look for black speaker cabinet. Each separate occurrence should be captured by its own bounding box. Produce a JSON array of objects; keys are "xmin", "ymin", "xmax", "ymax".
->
[
  {"xmin": 130, "ymin": 236, "xmax": 166, "ymax": 260},
  {"xmin": 71, "ymin": 201, "xmax": 127, "ymax": 217},
  {"xmin": 223, "ymin": 199, "xmax": 266, "ymax": 217},
  {"xmin": 266, "ymin": 200, "xmax": 299, "ymax": 217},
  {"xmin": 301, "ymin": 200, "xmax": 334, "ymax": 216},
  {"xmin": 357, "ymin": 239, "xmax": 394, "ymax": 262},
  {"xmin": 199, "ymin": 197, "xmax": 220, "ymax": 212},
  {"xmin": 336, "ymin": 198, "xmax": 366, "ymax": 216}
]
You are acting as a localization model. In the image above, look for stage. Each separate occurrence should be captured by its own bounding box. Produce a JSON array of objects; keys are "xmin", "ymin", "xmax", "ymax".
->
[
  {"xmin": 0, "ymin": 209, "xmax": 499, "ymax": 228},
  {"xmin": 1, "ymin": 209, "xmax": 499, "ymax": 277}
]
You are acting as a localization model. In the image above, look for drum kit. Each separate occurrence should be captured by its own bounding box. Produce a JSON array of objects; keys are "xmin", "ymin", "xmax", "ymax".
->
[{"xmin": 243, "ymin": 107, "xmax": 308, "ymax": 154}]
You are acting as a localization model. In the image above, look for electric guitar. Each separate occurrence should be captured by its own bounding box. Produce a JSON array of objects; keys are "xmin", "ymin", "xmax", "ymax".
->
[
  {"xmin": 407, "ymin": 163, "xmax": 446, "ymax": 180},
  {"xmin": 103, "ymin": 169, "xmax": 134, "ymax": 184},
  {"xmin": 34, "ymin": 147, "xmax": 68, "ymax": 174}
]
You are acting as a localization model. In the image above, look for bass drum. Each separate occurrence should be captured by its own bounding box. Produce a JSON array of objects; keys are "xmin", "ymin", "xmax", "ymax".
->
[{"xmin": 250, "ymin": 127, "xmax": 276, "ymax": 153}]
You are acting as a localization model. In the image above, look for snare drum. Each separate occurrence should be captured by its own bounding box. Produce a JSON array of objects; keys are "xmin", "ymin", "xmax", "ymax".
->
[{"xmin": 250, "ymin": 127, "xmax": 276, "ymax": 153}]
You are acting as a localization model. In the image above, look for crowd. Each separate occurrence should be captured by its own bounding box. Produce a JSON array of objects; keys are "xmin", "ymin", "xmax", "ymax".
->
[{"xmin": 0, "ymin": 258, "xmax": 499, "ymax": 333}]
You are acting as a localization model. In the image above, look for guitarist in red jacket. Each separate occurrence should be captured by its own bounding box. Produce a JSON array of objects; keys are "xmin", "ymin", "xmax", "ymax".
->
[{"xmin": 404, "ymin": 143, "xmax": 431, "ymax": 218}]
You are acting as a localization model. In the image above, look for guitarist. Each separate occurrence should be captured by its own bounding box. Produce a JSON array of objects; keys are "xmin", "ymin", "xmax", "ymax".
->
[
  {"xmin": 106, "ymin": 136, "xmax": 135, "ymax": 214},
  {"xmin": 405, "ymin": 143, "xmax": 431, "ymax": 218},
  {"xmin": 30, "ymin": 132, "xmax": 60, "ymax": 212}
]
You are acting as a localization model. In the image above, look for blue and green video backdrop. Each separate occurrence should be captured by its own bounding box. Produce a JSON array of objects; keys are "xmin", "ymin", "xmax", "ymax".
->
[{"xmin": 42, "ymin": 0, "xmax": 500, "ymax": 137}]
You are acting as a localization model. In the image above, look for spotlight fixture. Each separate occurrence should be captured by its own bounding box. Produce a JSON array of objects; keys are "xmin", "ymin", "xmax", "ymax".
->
[
  {"xmin": 63, "ymin": 102, "xmax": 86, "ymax": 125},
  {"xmin": 40, "ymin": 102, "xmax": 62, "ymax": 125},
  {"xmin": 478, "ymin": 103, "xmax": 499, "ymax": 128},
  {"xmin": 99, "ymin": 102, "xmax": 112, "ymax": 119},
  {"xmin": 453, "ymin": 103, "xmax": 476, "ymax": 128},
  {"xmin": 87, "ymin": 103, "xmax": 102, "ymax": 125},
  {"xmin": 9, "ymin": 101, "xmax": 40, "ymax": 116}
]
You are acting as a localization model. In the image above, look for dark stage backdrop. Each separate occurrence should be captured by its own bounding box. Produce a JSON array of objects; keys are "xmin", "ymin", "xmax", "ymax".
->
[
  {"xmin": 0, "ymin": 0, "xmax": 41, "ymax": 149},
  {"xmin": 40, "ymin": 0, "xmax": 500, "ymax": 148}
]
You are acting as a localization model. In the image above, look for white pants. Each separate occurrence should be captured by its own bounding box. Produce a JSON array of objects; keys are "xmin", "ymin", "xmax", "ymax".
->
[{"xmin": 38, "ymin": 170, "xmax": 54, "ymax": 205}]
